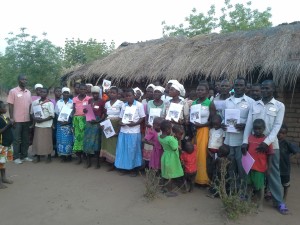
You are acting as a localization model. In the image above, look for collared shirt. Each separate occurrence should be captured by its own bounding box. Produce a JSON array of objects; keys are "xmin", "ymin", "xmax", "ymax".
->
[
  {"xmin": 243, "ymin": 98, "xmax": 285, "ymax": 149},
  {"xmin": 119, "ymin": 100, "xmax": 146, "ymax": 133},
  {"xmin": 55, "ymin": 98, "xmax": 73, "ymax": 115},
  {"xmin": 7, "ymin": 86, "xmax": 32, "ymax": 122},
  {"xmin": 223, "ymin": 94, "xmax": 254, "ymax": 146},
  {"xmin": 73, "ymin": 95, "xmax": 91, "ymax": 116},
  {"xmin": 105, "ymin": 100, "xmax": 123, "ymax": 119},
  {"xmin": 31, "ymin": 99, "xmax": 55, "ymax": 128}
]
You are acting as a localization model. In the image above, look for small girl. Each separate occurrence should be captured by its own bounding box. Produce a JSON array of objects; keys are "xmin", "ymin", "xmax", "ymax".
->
[
  {"xmin": 115, "ymin": 89, "xmax": 146, "ymax": 176},
  {"xmin": 246, "ymin": 119, "xmax": 274, "ymax": 210},
  {"xmin": 83, "ymin": 86, "xmax": 105, "ymax": 169},
  {"xmin": 72, "ymin": 84, "xmax": 91, "ymax": 164},
  {"xmin": 180, "ymin": 141, "xmax": 197, "ymax": 192},
  {"xmin": 31, "ymin": 88, "xmax": 55, "ymax": 163},
  {"xmin": 0, "ymin": 101, "xmax": 13, "ymax": 189},
  {"xmin": 207, "ymin": 114, "xmax": 225, "ymax": 181},
  {"xmin": 142, "ymin": 117, "xmax": 163, "ymax": 171},
  {"xmin": 158, "ymin": 120, "xmax": 184, "ymax": 197}
]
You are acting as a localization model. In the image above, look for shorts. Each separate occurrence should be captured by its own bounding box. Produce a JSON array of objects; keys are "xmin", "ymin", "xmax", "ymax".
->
[
  {"xmin": 247, "ymin": 170, "xmax": 265, "ymax": 190},
  {"xmin": 280, "ymin": 175, "xmax": 290, "ymax": 187}
]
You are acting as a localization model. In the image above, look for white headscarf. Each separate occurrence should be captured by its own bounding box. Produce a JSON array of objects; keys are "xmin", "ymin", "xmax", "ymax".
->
[
  {"xmin": 86, "ymin": 83, "xmax": 93, "ymax": 87},
  {"xmin": 34, "ymin": 83, "xmax": 43, "ymax": 89},
  {"xmin": 61, "ymin": 87, "xmax": 70, "ymax": 93},
  {"xmin": 91, "ymin": 86, "xmax": 101, "ymax": 93},
  {"xmin": 133, "ymin": 87, "xmax": 144, "ymax": 99},
  {"xmin": 154, "ymin": 86, "xmax": 165, "ymax": 93},
  {"xmin": 167, "ymin": 80, "xmax": 179, "ymax": 85},
  {"xmin": 171, "ymin": 81, "xmax": 186, "ymax": 97},
  {"xmin": 146, "ymin": 84, "xmax": 156, "ymax": 90}
]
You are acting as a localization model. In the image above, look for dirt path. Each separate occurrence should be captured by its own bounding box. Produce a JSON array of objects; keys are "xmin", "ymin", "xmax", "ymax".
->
[{"xmin": 1, "ymin": 158, "xmax": 299, "ymax": 225}]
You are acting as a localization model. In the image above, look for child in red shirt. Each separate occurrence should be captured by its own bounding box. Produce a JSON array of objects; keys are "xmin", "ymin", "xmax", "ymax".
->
[
  {"xmin": 246, "ymin": 119, "xmax": 274, "ymax": 210},
  {"xmin": 180, "ymin": 141, "xmax": 197, "ymax": 192}
]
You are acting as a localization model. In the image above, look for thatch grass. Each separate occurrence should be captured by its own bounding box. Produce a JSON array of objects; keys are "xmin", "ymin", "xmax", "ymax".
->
[{"xmin": 66, "ymin": 22, "xmax": 300, "ymax": 88}]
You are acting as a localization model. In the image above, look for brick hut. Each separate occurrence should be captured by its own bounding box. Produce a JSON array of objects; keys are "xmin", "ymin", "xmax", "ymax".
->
[{"xmin": 64, "ymin": 22, "xmax": 300, "ymax": 147}]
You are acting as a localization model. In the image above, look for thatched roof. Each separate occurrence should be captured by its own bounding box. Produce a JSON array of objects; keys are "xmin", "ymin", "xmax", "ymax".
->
[{"xmin": 66, "ymin": 22, "xmax": 300, "ymax": 87}]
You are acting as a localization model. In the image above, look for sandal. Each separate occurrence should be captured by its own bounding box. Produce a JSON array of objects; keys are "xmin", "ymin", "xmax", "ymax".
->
[{"xmin": 278, "ymin": 203, "xmax": 289, "ymax": 215}]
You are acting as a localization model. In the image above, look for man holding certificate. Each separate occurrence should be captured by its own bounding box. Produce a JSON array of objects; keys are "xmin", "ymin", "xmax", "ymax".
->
[{"xmin": 223, "ymin": 77, "xmax": 254, "ymax": 191}]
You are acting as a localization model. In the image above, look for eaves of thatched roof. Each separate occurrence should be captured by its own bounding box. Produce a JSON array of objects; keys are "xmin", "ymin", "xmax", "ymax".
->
[{"xmin": 67, "ymin": 22, "xmax": 300, "ymax": 88}]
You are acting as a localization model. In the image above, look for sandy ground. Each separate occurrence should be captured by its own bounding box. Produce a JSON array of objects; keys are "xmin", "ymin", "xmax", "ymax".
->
[{"xmin": 1, "ymin": 155, "xmax": 300, "ymax": 225}]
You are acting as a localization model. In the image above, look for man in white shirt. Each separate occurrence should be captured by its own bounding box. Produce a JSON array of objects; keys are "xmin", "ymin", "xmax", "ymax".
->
[
  {"xmin": 223, "ymin": 77, "xmax": 254, "ymax": 191},
  {"xmin": 242, "ymin": 80, "xmax": 288, "ymax": 214}
]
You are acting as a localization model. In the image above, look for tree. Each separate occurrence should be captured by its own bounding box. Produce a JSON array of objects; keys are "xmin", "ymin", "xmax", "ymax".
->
[
  {"xmin": 1, "ymin": 28, "xmax": 63, "ymax": 88},
  {"xmin": 162, "ymin": 0, "xmax": 272, "ymax": 37},
  {"xmin": 63, "ymin": 38, "xmax": 115, "ymax": 68}
]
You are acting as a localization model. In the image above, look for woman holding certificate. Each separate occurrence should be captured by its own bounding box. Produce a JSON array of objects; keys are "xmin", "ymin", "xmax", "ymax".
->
[
  {"xmin": 192, "ymin": 82, "xmax": 216, "ymax": 186},
  {"xmin": 115, "ymin": 89, "xmax": 146, "ymax": 176},
  {"xmin": 165, "ymin": 81, "xmax": 189, "ymax": 126},
  {"xmin": 55, "ymin": 87, "xmax": 73, "ymax": 162},
  {"xmin": 100, "ymin": 87, "xmax": 123, "ymax": 170}
]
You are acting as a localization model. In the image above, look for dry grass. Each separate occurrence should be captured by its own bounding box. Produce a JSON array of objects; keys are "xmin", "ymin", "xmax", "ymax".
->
[{"xmin": 66, "ymin": 23, "xmax": 300, "ymax": 88}]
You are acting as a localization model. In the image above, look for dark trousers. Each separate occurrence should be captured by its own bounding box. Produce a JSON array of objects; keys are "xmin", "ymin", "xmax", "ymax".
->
[{"xmin": 13, "ymin": 122, "xmax": 30, "ymax": 160}]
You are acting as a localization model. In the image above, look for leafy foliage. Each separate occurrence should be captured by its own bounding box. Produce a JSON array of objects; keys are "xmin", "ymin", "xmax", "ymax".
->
[
  {"xmin": 162, "ymin": 0, "xmax": 272, "ymax": 37},
  {"xmin": 63, "ymin": 38, "xmax": 115, "ymax": 68}
]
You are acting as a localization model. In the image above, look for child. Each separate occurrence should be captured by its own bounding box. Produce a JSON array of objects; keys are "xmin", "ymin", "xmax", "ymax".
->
[
  {"xmin": 158, "ymin": 120, "xmax": 184, "ymax": 197},
  {"xmin": 72, "ymin": 84, "xmax": 91, "ymax": 164},
  {"xmin": 180, "ymin": 141, "xmax": 197, "ymax": 192},
  {"xmin": 0, "ymin": 101, "xmax": 14, "ymax": 189},
  {"xmin": 246, "ymin": 119, "xmax": 274, "ymax": 210},
  {"xmin": 143, "ymin": 117, "xmax": 163, "ymax": 171},
  {"xmin": 278, "ymin": 124, "xmax": 300, "ymax": 201},
  {"xmin": 31, "ymin": 88, "xmax": 55, "ymax": 163},
  {"xmin": 115, "ymin": 89, "xmax": 146, "ymax": 176},
  {"xmin": 83, "ymin": 86, "xmax": 105, "ymax": 169},
  {"xmin": 207, "ymin": 115, "xmax": 225, "ymax": 180}
]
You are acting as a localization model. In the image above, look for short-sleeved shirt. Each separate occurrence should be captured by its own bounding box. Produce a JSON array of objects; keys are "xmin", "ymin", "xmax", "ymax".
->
[
  {"xmin": 73, "ymin": 95, "xmax": 91, "ymax": 116},
  {"xmin": 88, "ymin": 98, "xmax": 105, "ymax": 118},
  {"xmin": 7, "ymin": 86, "xmax": 32, "ymax": 122},
  {"xmin": 105, "ymin": 100, "xmax": 123, "ymax": 119},
  {"xmin": 243, "ymin": 98, "xmax": 285, "ymax": 149},
  {"xmin": 119, "ymin": 100, "xmax": 146, "ymax": 133},
  {"xmin": 279, "ymin": 139, "xmax": 300, "ymax": 175},
  {"xmin": 180, "ymin": 145, "xmax": 197, "ymax": 174},
  {"xmin": 55, "ymin": 98, "xmax": 73, "ymax": 115},
  {"xmin": 31, "ymin": 99, "xmax": 55, "ymax": 128},
  {"xmin": 0, "ymin": 116, "xmax": 13, "ymax": 146},
  {"xmin": 208, "ymin": 128, "xmax": 225, "ymax": 149},
  {"xmin": 248, "ymin": 135, "xmax": 274, "ymax": 172},
  {"xmin": 224, "ymin": 94, "xmax": 254, "ymax": 146}
]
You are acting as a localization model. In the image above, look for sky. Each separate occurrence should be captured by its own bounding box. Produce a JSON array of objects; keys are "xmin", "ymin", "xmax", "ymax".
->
[{"xmin": 0, "ymin": 0, "xmax": 299, "ymax": 53}]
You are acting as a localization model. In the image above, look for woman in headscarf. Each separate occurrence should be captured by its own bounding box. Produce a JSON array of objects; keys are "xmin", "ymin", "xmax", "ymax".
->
[
  {"xmin": 133, "ymin": 87, "xmax": 144, "ymax": 102},
  {"xmin": 55, "ymin": 87, "xmax": 74, "ymax": 162}
]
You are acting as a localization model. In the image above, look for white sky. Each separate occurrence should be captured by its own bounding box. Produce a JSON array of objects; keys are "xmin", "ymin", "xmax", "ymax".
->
[{"xmin": 0, "ymin": 0, "xmax": 299, "ymax": 53}]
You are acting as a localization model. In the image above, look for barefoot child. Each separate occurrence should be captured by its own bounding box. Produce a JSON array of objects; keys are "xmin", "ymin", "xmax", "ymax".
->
[
  {"xmin": 180, "ymin": 141, "xmax": 197, "ymax": 192},
  {"xmin": 278, "ymin": 124, "xmax": 300, "ymax": 201},
  {"xmin": 158, "ymin": 120, "xmax": 184, "ymax": 196},
  {"xmin": 115, "ymin": 89, "xmax": 146, "ymax": 176},
  {"xmin": 142, "ymin": 117, "xmax": 163, "ymax": 171},
  {"xmin": 245, "ymin": 119, "xmax": 274, "ymax": 210},
  {"xmin": 31, "ymin": 88, "xmax": 55, "ymax": 163},
  {"xmin": 0, "ymin": 101, "xmax": 14, "ymax": 189},
  {"xmin": 207, "ymin": 115, "xmax": 225, "ymax": 180}
]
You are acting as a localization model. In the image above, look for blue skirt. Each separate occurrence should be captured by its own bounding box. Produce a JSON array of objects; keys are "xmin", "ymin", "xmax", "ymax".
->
[
  {"xmin": 114, "ymin": 132, "xmax": 142, "ymax": 170},
  {"xmin": 56, "ymin": 123, "xmax": 73, "ymax": 156}
]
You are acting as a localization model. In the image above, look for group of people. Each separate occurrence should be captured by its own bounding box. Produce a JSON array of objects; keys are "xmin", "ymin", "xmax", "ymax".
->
[{"xmin": 0, "ymin": 74, "xmax": 299, "ymax": 215}]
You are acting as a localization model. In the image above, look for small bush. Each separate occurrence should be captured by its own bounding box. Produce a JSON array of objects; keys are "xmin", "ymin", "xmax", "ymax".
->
[{"xmin": 143, "ymin": 169, "xmax": 161, "ymax": 201}]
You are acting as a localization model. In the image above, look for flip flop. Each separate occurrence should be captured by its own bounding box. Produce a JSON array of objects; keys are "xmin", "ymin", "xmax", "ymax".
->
[{"xmin": 278, "ymin": 203, "xmax": 289, "ymax": 215}]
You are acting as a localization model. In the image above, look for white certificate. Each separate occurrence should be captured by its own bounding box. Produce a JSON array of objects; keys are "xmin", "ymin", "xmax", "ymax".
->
[
  {"xmin": 165, "ymin": 103, "xmax": 183, "ymax": 122},
  {"xmin": 122, "ymin": 105, "xmax": 137, "ymax": 124},
  {"xmin": 33, "ymin": 105, "xmax": 45, "ymax": 119},
  {"xmin": 148, "ymin": 108, "xmax": 162, "ymax": 125},
  {"xmin": 100, "ymin": 119, "xmax": 116, "ymax": 138},
  {"xmin": 58, "ymin": 106, "xmax": 72, "ymax": 122},
  {"xmin": 225, "ymin": 109, "xmax": 240, "ymax": 133},
  {"xmin": 190, "ymin": 104, "xmax": 201, "ymax": 124}
]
